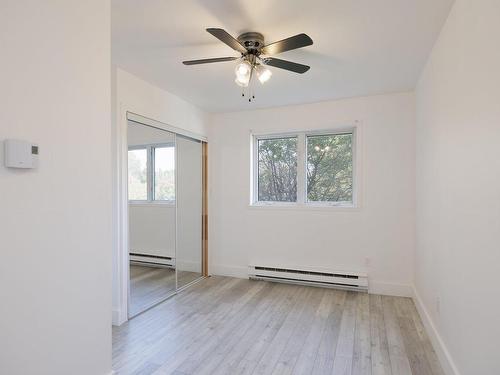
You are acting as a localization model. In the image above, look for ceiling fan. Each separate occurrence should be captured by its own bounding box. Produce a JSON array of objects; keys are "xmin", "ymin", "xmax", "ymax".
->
[{"xmin": 183, "ymin": 28, "xmax": 313, "ymax": 101}]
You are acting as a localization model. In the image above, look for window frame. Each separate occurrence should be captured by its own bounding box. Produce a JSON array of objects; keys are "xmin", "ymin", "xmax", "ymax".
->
[
  {"xmin": 251, "ymin": 127, "xmax": 357, "ymax": 208},
  {"xmin": 254, "ymin": 134, "xmax": 299, "ymax": 205},
  {"xmin": 128, "ymin": 142, "xmax": 175, "ymax": 205},
  {"xmin": 127, "ymin": 146, "xmax": 149, "ymax": 203}
]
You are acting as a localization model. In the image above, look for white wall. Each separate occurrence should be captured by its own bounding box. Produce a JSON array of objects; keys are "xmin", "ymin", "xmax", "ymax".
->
[
  {"xmin": 112, "ymin": 68, "xmax": 209, "ymax": 324},
  {"xmin": 129, "ymin": 204, "xmax": 175, "ymax": 258},
  {"xmin": 127, "ymin": 120, "xmax": 175, "ymax": 146},
  {"xmin": 415, "ymin": 1, "xmax": 500, "ymax": 374},
  {"xmin": 208, "ymin": 92, "xmax": 416, "ymax": 295},
  {"xmin": 115, "ymin": 68, "xmax": 208, "ymax": 137},
  {"xmin": 0, "ymin": 2, "xmax": 112, "ymax": 375}
]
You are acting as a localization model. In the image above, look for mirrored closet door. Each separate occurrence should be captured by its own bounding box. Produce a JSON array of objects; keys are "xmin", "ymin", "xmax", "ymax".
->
[
  {"xmin": 127, "ymin": 121, "xmax": 177, "ymax": 317},
  {"xmin": 127, "ymin": 116, "xmax": 206, "ymax": 318}
]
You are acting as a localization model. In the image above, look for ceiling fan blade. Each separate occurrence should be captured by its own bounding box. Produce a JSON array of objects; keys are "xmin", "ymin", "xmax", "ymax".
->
[
  {"xmin": 261, "ymin": 33, "xmax": 313, "ymax": 55},
  {"xmin": 262, "ymin": 57, "xmax": 310, "ymax": 74},
  {"xmin": 206, "ymin": 28, "xmax": 247, "ymax": 54},
  {"xmin": 183, "ymin": 56, "xmax": 238, "ymax": 65}
]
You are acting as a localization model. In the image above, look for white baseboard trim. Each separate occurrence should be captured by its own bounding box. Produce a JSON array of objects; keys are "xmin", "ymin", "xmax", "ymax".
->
[
  {"xmin": 412, "ymin": 286, "xmax": 460, "ymax": 375},
  {"xmin": 211, "ymin": 264, "xmax": 248, "ymax": 279},
  {"xmin": 112, "ymin": 309, "xmax": 127, "ymax": 326},
  {"xmin": 369, "ymin": 280, "xmax": 413, "ymax": 297}
]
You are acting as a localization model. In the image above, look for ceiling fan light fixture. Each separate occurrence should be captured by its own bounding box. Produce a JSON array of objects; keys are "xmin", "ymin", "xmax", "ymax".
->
[
  {"xmin": 235, "ymin": 61, "xmax": 251, "ymax": 79},
  {"xmin": 183, "ymin": 28, "xmax": 313, "ymax": 99},
  {"xmin": 256, "ymin": 65, "xmax": 272, "ymax": 84},
  {"xmin": 234, "ymin": 75, "xmax": 250, "ymax": 87}
]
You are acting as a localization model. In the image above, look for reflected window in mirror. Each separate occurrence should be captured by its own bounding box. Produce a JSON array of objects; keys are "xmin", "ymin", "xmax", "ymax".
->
[
  {"xmin": 154, "ymin": 146, "xmax": 175, "ymax": 201},
  {"xmin": 128, "ymin": 144, "xmax": 175, "ymax": 203},
  {"xmin": 128, "ymin": 148, "xmax": 148, "ymax": 201}
]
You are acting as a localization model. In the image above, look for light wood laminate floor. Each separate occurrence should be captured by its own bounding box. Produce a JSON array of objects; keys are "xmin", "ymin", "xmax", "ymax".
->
[
  {"xmin": 114, "ymin": 276, "xmax": 443, "ymax": 375},
  {"xmin": 129, "ymin": 264, "xmax": 201, "ymax": 317}
]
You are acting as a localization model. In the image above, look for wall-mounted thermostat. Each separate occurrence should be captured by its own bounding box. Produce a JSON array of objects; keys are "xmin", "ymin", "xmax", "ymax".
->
[{"xmin": 4, "ymin": 139, "xmax": 39, "ymax": 169}]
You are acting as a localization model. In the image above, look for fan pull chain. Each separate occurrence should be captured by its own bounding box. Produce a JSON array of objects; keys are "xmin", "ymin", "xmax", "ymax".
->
[
  {"xmin": 238, "ymin": 67, "xmax": 257, "ymax": 103},
  {"xmin": 248, "ymin": 80, "xmax": 252, "ymax": 102},
  {"xmin": 249, "ymin": 69, "xmax": 255, "ymax": 103}
]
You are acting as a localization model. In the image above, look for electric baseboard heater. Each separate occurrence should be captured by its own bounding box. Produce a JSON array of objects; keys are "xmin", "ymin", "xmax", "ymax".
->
[
  {"xmin": 130, "ymin": 253, "xmax": 175, "ymax": 268},
  {"xmin": 248, "ymin": 265, "xmax": 368, "ymax": 292}
]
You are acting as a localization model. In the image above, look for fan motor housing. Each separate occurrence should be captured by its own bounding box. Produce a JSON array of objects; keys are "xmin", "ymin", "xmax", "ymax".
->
[{"xmin": 237, "ymin": 32, "xmax": 265, "ymax": 55}]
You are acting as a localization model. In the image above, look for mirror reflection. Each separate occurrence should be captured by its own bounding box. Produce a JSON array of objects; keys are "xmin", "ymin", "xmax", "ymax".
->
[
  {"xmin": 176, "ymin": 135, "xmax": 203, "ymax": 289},
  {"xmin": 128, "ymin": 120, "xmax": 176, "ymax": 317}
]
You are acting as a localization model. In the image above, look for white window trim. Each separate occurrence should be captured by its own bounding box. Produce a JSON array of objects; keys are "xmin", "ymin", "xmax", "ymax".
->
[
  {"xmin": 128, "ymin": 142, "xmax": 175, "ymax": 205},
  {"xmin": 250, "ymin": 126, "xmax": 358, "ymax": 209}
]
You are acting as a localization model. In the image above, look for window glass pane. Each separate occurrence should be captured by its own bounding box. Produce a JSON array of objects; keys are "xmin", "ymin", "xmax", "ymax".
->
[
  {"xmin": 307, "ymin": 133, "xmax": 353, "ymax": 203},
  {"xmin": 154, "ymin": 146, "xmax": 175, "ymax": 201},
  {"xmin": 128, "ymin": 149, "xmax": 148, "ymax": 200},
  {"xmin": 258, "ymin": 137, "xmax": 297, "ymax": 202}
]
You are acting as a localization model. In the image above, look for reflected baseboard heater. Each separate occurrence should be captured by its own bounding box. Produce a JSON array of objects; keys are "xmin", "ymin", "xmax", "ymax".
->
[
  {"xmin": 130, "ymin": 253, "xmax": 175, "ymax": 268},
  {"xmin": 248, "ymin": 265, "xmax": 368, "ymax": 292}
]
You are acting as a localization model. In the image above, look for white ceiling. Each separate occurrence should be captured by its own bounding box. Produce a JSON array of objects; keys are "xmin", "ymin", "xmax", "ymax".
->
[{"xmin": 112, "ymin": 0, "xmax": 453, "ymax": 113}]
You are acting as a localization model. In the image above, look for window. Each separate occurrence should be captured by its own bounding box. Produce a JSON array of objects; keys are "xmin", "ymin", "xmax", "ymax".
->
[
  {"xmin": 128, "ymin": 148, "xmax": 148, "ymax": 200},
  {"xmin": 252, "ymin": 130, "xmax": 355, "ymax": 206},
  {"xmin": 306, "ymin": 133, "xmax": 353, "ymax": 203},
  {"xmin": 128, "ymin": 145, "xmax": 175, "ymax": 202},
  {"xmin": 257, "ymin": 137, "xmax": 297, "ymax": 202}
]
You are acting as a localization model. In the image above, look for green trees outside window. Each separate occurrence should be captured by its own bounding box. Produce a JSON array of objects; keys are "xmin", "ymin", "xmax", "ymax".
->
[{"xmin": 255, "ymin": 131, "xmax": 353, "ymax": 205}]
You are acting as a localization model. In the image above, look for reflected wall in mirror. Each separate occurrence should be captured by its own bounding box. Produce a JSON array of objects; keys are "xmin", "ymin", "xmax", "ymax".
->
[
  {"xmin": 127, "ymin": 120, "xmax": 176, "ymax": 317},
  {"xmin": 176, "ymin": 135, "xmax": 203, "ymax": 289}
]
